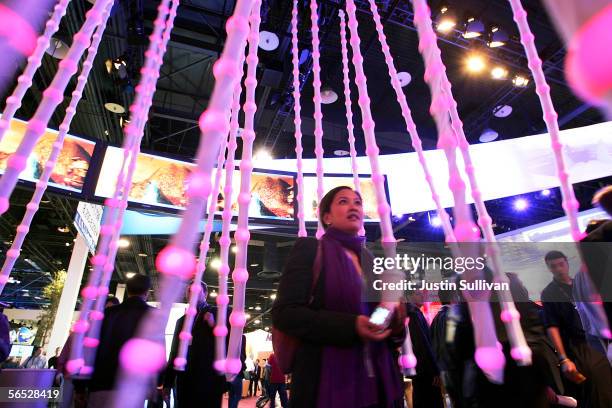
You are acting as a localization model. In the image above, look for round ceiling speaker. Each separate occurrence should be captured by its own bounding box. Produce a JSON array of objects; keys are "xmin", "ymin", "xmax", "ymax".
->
[
  {"xmin": 320, "ymin": 87, "xmax": 338, "ymax": 104},
  {"xmin": 104, "ymin": 102, "xmax": 126, "ymax": 114},
  {"xmin": 479, "ymin": 129, "xmax": 499, "ymax": 143},
  {"xmin": 397, "ymin": 71, "xmax": 412, "ymax": 87},
  {"xmin": 45, "ymin": 37, "xmax": 69, "ymax": 59},
  {"xmin": 493, "ymin": 105, "xmax": 512, "ymax": 118},
  {"xmin": 259, "ymin": 31, "xmax": 279, "ymax": 51}
]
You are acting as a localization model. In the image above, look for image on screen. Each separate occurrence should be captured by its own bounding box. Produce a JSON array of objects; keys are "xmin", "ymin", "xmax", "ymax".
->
[
  {"xmin": 0, "ymin": 118, "xmax": 96, "ymax": 193},
  {"xmin": 301, "ymin": 175, "xmax": 382, "ymax": 222},
  {"xmin": 95, "ymin": 147, "xmax": 294, "ymax": 220}
]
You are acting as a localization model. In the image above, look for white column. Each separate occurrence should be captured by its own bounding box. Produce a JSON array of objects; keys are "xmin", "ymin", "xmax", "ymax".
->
[
  {"xmin": 115, "ymin": 283, "xmax": 126, "ymax": 302},
  {"xmin": 45, "ymin": 233, "xmax": 88, "ymax": 357}
]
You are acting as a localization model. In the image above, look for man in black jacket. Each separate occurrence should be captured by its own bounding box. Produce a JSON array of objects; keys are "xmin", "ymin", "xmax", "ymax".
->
[
  {"xmin": 88, "ymin": 274, "xmax": 153, "ymax": 408},
  {"xmin": 163, "ymin": 282, "xmax": 226, "ymax": 408}
]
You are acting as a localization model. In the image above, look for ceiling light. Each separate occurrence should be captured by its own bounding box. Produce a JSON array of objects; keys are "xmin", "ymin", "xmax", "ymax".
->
[
  {"xmin": 138, "ymin": 253, "xmax": 148, "ymax": 257},
  {"xmin": 334, "ymin": 150, "xmax": 349, "ymax": 157},
  {"xmin": 259, "ymin": 31, "xmax": 279, "ymax": 51},
  {"xmin": 117, "ymin": 238, "xmax": 130, "ymax": 248},
  {"xmin": 513, "ymin": 198, "xmax": 528, "ymax": 211},
  {"xmin": 245, "ymin": 313, "xmax": 251, "ymax": 319},
  {"xmin": 465, "ymin": 53, "xmax": 487, "ymax": 73},
  {"xmin": 320, "ymin": 86, "xmax": 338, "ymax": 104},
  {"xmin": 512, "ymin": 75, "xmax": 529, "ymax": 87},
  {"xmin": 248, "ymin": 306, "xmax": 253, "ymax": 310},
  {"xmin": 488, "ymin": 27, "xmax": 508, "ymax": 48},
  {"xmin": 429, "ymin": 214, "xmax": 442, "ymax": 227},
  {"xmin": 45, "ymin": 37, "xmax": 69, "ymax": 59},
  {"xmin": 210, "ymin": 258, "xmax": 221, "ymax": 269},
  {"xmin": 57, "ymin": 226, "xmax": 70, "ymax": 233},
  {"xmin": 397, "ymin": 71, "xmax": 412, "ymax": 87},
  {"xmin": 254, "ymin": 150, "xmax": 273, "ymax": 162},
  {"xmin": 491, "ymin": 66, "xmax": 508, "ymax": 80},
  {"xmin": 125, "ymin": 272, "xmax": 136, "ymax": 279},
  {"xmin": 255, "ymin": 306, "xmax": 261, "ymax": 311},
  {"xmin": 463, "ymin": 18, "xmax": 484, "ymax": 39},
  {"xmin": 231, "ymin": 246, "xmax": 238, "ymax": 254},
  {"xmin": 270, "ymin": 293, "xmax": 277, "ymax": 300},
  {"xmin": 250, "ymin": 263, "xmax": 259, "ymax": 267},
  {"xmin": 493, "ymin": 105, "xmax": 512, "ymax": 118},
  {"xmin": 65, "ymin": 242, "xmax": 70, "ymax": 247},
  {"xmin": 264, "ymin": 326, "xmax": 269, "ymax": 331},
  {"xmin": 541, "ymin": 189, "xmax": 551, "ymax": 197},
  {"xmin": 436, "ymin": 7, "xmax": 456, "ymax": 34},
  {"xmin": 210, "ymin": 291, "xmax": 218, "ymax": 298},
  {"xmin": 479, "ymin": 129, "xmax": 499, "ymax": 142},
  {"xmin": 254, "ymin": 319, "xmax": 261, "ymax": 324}
]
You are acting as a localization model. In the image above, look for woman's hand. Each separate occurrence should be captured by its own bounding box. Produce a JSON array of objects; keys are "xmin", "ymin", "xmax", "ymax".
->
[{"xmin": 355, "ymin": 315, "xmax": 392, "ymax": 341}]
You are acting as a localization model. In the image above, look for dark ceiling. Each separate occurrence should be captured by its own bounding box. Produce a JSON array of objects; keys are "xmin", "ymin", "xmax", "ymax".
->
[{"xmin": 0, "ymin": 0, "xmax": 609, "ymax": 332}]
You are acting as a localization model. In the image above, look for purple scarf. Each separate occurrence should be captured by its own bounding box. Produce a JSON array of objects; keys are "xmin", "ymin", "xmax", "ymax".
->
[{"xmin": 317, "ymin": 228, "xmax": 403, "ymax": 408}]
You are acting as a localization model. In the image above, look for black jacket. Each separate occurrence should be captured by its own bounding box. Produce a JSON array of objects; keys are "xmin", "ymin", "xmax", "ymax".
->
[
  {"xmin": 90, "ymin": 296, "xmax": 152, "ymax": 392},
  {"xmin": 272, "ymin": 237, "xmax": 404, "ymax": 408}
]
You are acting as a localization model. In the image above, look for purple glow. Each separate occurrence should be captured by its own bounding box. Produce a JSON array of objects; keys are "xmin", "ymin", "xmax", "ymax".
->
[
  {"xmin": 513, "ymin": 198, "xmax": 529, "ymax": 211},
  {"xmin": 541, "ymin": 189, "xmax": 551, "ymax": 197}
]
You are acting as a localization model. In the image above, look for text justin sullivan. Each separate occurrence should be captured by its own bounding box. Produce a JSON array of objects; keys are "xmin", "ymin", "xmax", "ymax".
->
[{"xmin": 372, "ymin": 279, "xmax": 509, "ymax": 291}]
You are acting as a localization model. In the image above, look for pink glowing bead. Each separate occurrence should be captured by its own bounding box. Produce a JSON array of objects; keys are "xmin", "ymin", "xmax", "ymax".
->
[
  {"xmin": 25, "ymin": 202, "xmax": 38, "ymax": 212},
  {"xmin": 156, "ymin": 245, "xmax": 197, "ymax": 279},
  {"xmin": 474, "ymin": 346, "xmax": 505, "ymax": 372},
  {"xmin": 120, "ymin": 338, "xmax": 166, "ymax": 375},
  {"xmin": 83, "ymin": 337, "xmax": 100, "ymax": 348},
  {"xmin": 566, "ymin": 5, "xmax": 612, "ymax": 103},
  {"xmin": 218, "ymin": 236, "xmax": 231, "ymax": 246},
  {"xmin": 66, "ymin": 358, "xmax": 84, "ymax": 374},
  {"xmin": 214, "ymin": 359, "xmax": 226, "ymax": 372},
  {"xmin": 232, "ymin": 268, "xmax": 249, "ymax": 283},
  {"xmin": 229, "ymin": 312, "xmax": 246, "ymax": 327},
  {"xmin": 213, "ymin": 325, "xmax": 228, "ymax": 337},
  {"xmin": 7, "ymin": 249, "xmax": 19, "ymax": 259},
  {"xmin": 81, "ymin": 286, "xmax": 98, "ymax": 299},
  {"xmin": 0, "ymin": 198, "xmax": 8, "ymax": 214},
  {"xmin": 80, "ymin": 365, "xmax": 94, "ymax": 376},
  {"xmin": 510, "ymin": 346, "xmax": 532, "ymax": 362},
  {"xmin": 199, "ymin": 110, "xmax": 228, "ymax": 135},
  {"xmin": 72, "ymin": 320, "xmax": 89, "ymax": 334},
  {"xmin": 98, "ymin": 286, "xmax": 109, "ymax": 297},
  {"xmin": 454, "ymin": 221, "xmax": 480, "ymax": 242},
  {"xmin": 226, "ymin": 358, "xmax": 242, "ymax": 374},
  {"xmin": 234, "ymin": 229, "xmax": 250, "ymax": 242},
  {"xmin": 216, "ymin": 294, "xmax": 230, "ymax": 306},
  {"xmin": 174, "ymin": 357, "xmax": 187, "ymax": 369},
  {"xmin": 186, "ymin": 171, "xmax": 211, "ymax": 199},
  {"xmin": 7, "ymin": 154, "xmax": 26, "ymax": 171},
  {"xmin": 90, "ymin": 310, "xmax": 104, "ymax": 321},
  {"xmin": 218, "ymin": 264, "xmax": 230, "ymax": 276},
  {"xmin": 179, "ymin": 331, "xmax": 192, "ymax": 341},
  {"xmin": 16, "ymin": 225, "xmax": 29, "ymax": 233},
  {"xmin": 601, "ymin": 328, "xmax": 612, "ymax": 339},
  {"xmin": 399, "ymin": 354, "xmax": 417, "ymax": 369},
  {"xmin": 500, "ymin": 309, "xmax": 520, "ymax": 323},
  {"xmin": 105, "ymin": 198, "xmax": 120, "ymax": 208}
]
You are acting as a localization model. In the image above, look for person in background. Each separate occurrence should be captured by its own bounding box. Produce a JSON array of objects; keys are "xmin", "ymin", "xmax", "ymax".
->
[
  {"xmin": 163, "ymin": 282, "xmax": 225, "ymax": 408},
  {"xmin": 260, "ymin": 359, "xmax": 270, "ymax": 398},
  {"xmin": 272, "ymin": 186, "xmax": 406, "ymax": 407},
  {"xmin": 541, "ymin": 250, "xmax": 612, "ymax": 407},
  {"xmin": 47, "ymin": 347, "xmax": 60, "ymax": 369},
  {"xmin": 249, "ymin": 358, "xmax": 261, "ymax": 397},
  {"xmin": 21, "ymin": 346, "xmax": 46, "ymax": 369},
  {"xmin": 0, "ymin": 306, "xmax": 11, "ymax": 368},
  {"xmin": 88, "ymin": 274, "xmax": 154, "ymax": 408},
  {"xmin": 267, "ymin": 353, "xmax": 288, "ymax": 408}
]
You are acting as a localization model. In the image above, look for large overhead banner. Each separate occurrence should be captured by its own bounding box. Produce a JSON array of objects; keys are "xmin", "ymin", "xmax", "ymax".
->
[{"xmin": 0, "ymin": 117, "xmax": 96, "ymax": 193}]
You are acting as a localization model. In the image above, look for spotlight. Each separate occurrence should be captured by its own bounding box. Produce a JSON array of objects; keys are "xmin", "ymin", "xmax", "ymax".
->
[
  {"xmin": 254, "ymin": 319, "xmax": 261, "ymax": 324},
  {"xmin": 245, "ymin": 313, "xmax": 251, "ymax": 319},
  {"xmin": 436, "ymin": 7, "xmax": 456, "ymax": 34},
  {"xmin": 255, "ymin": 306, "xmax": 261, "ymax": 311},
  {"xmin": 117, "ymin": 238, "xmax": 130, "ymax": 248},
  {"xmin": 210, "ymin": 258, "xmax": 221, "ymax": 269},
  {"xmin": 491, "ymin": 66, "xmax": 508, "ymax": 80},
  {"xmin": 254, "ymin": 149, "xmax": 273, "ymax": 162},
  {"xmin": 513, "ymin": 198, "xmax": 528, "ymax": 211},
  {"xmin": 320, "ymin": 86, "xmax": 338, "ymax": 104},
  {"xmin": 541, "ymin": 189, "xmax": 551, "ymax": 197},
  {"xmin": 270, "ymin": 293, "xmax": 277, "ymax": 300},
  {"xmin": 488, "ymin": 27, "xmax": 508, "ymax": 48},
  {"xmin": 210, "ymin": 291, "xmax": 218, "ymax": 298},
  {"xmin": 465, "ymin": 53, "xmax": 487, "ymax": 73},
  {"xmin": 57, "ymin": 226, "xmax": 70, "ymax": 233},
  {"xmin": 231, "ymin": 246, "xmax": 238, "ymax": 254},
  {"xmin": 125, "ymin": 272, "xmax": 136, "ymax": 279},
  {"xmin": 512, "ymin": 75, "xmax": 529, "ymax": 87},
  {"xmin": 430, "ymin": 214, "xmax": 442, "ymax": 227},
  {"xmin": 463, "ymin": 17, "xmax": 484, "ymax": 39}
]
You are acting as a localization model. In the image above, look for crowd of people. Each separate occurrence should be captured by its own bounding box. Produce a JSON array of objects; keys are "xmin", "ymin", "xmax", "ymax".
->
[{"xmin": 0, "ymin": 185, "xmax": 609, "ymax": 408}]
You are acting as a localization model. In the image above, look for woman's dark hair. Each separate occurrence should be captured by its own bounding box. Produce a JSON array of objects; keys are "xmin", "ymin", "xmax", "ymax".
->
[{"xmin": 318, "ymin": 186, "xmax": 361, "ymax": 229}]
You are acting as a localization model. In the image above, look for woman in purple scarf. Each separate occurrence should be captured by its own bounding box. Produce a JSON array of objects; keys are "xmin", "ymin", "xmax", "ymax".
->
[{"xmin": 272, "ymin": 186, "xmax": 406, "ymax": 408}]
